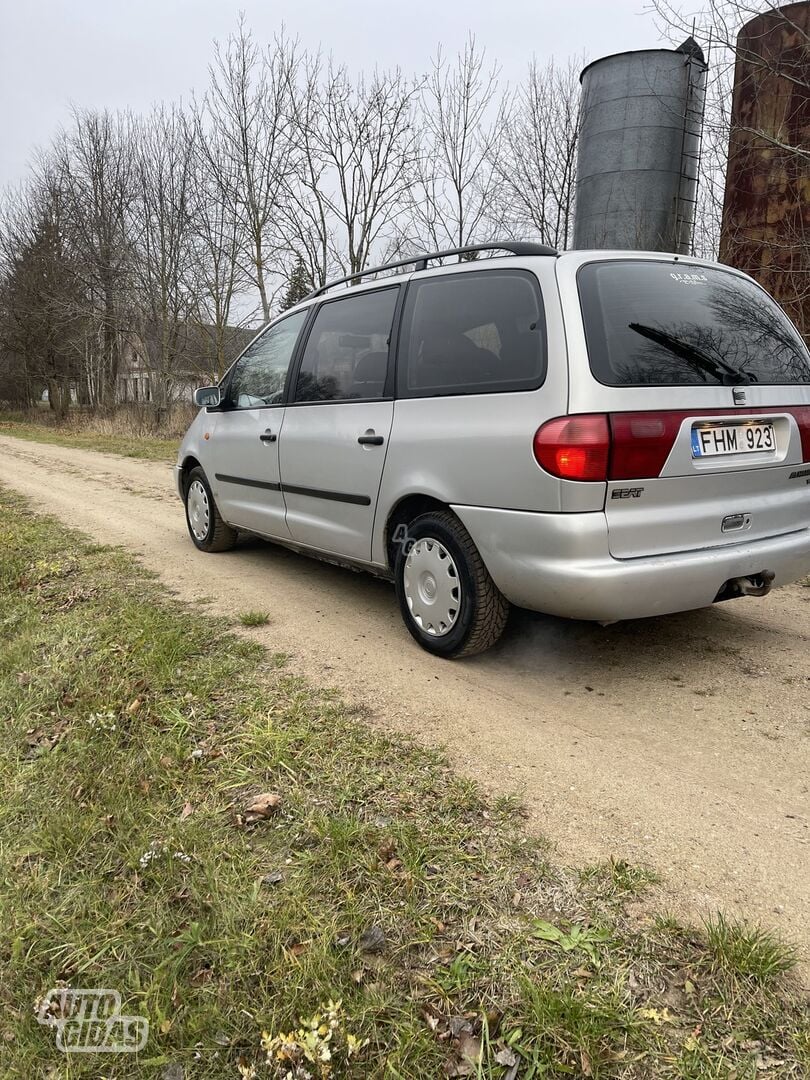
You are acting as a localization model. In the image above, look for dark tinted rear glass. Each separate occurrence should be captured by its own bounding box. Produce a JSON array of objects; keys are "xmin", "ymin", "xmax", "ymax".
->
[
  {"xmin": 579, "ymin": 261, "xmax": 810, "ymax": 387},
  {"xmin": 399, "ymin": 269, "xmax": 546, "ymax": 397}
]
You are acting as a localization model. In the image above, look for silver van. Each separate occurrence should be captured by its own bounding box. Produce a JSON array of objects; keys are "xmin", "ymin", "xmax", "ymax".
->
[{"xmin": 176, "ymin": 242, "xmax": 810, "ymax": 657}]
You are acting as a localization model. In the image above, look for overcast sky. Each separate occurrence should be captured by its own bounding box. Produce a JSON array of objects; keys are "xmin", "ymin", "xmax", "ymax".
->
[{"xmin": 0, "ymin": 0, "xmax": 665, "ymax": 190}]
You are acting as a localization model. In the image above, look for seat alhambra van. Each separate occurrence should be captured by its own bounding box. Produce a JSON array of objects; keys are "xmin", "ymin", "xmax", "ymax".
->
[{"xmin": 176, "ymin": 241, "xmax": 810, "ymax": 657}]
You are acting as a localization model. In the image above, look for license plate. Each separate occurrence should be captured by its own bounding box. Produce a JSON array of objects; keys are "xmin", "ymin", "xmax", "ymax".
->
[{"xmin": 691, "ymin": 421, "xmax": 776, "ymax": 458}]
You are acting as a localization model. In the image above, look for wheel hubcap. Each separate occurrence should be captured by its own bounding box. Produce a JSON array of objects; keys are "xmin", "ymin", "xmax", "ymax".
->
[
  {"xmin": 187, "ymin": 480, "xmax": 210, "ymax": 541},
  {"xmin": 403, "ymin": 537, "xmax": 461, "ymax": 637}
]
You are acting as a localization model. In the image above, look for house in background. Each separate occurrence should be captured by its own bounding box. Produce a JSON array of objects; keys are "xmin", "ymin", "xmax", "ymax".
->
[{"xmin": 117, "ymin": 322, "xmax": 257, "ymax": 405}]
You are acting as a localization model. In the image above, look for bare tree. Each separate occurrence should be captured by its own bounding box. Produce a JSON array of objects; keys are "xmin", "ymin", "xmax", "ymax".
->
[
  {"xmin": 283, "ymin": 57, "xmax": 420, "ymax": 281},
  {"xmin": 127, "ymin": 105, "xmax": 197, "ymax": 408},
  {"xmin": 653, "ymin": 1, "xmax": 808, "ymax": 157},
  {"xmin": 50, "ymin": 107, "xmax": 134, "ymax": 405},
  {"xmin": 278, "ymin": 55, "xmax": 341, "ymax": 289},
  {"xmin": 404, "ymin": 39, "xmax": 508, "ymax": 253},
  {"xmin": 203, "ymin": 20, "xmax": 300, "ymax": 322},
  {"xmin": 187, "ymin": 103, "xmax": 248, "ymax": 376},
  {"xmin": 497, "ymin": 57, "xmax": 581, "ymax": 250},
  {"xmin": 1, "ymin": 15, "xmax": 658, "ymax": 418}
]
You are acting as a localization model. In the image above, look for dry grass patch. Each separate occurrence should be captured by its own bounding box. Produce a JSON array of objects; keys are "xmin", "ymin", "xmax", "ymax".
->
[
  {"xmin": 238, "ymin": 610, "xmax": 272, "ymax": 628},
  {"xmin": 0, "ymin": 405, "xmax": 186, "ymax": 461}
]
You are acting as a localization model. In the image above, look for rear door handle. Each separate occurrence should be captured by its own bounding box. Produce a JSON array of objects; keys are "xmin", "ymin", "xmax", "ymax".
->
[
  {"xmin": 358, "ymin": 432, "xmax": 384, "ymax": 446},
  {"xmin": 259, "ymin": 429, "xmax": 277, "ymax": 443}
]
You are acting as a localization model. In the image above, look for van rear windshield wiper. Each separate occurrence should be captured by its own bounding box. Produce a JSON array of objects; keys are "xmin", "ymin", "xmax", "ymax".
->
[{"xmin": 628, "ymin": 323, "xmax": 757, "ymax": 385}]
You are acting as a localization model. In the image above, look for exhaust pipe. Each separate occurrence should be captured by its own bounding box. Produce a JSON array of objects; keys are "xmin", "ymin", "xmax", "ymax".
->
[{"xmin": 728, "ymin": 569, "xmax": 775, "ymax": 598}]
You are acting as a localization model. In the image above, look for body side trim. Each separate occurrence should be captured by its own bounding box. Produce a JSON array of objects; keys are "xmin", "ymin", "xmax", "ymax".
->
[{"xmin": 215, "ymin": 473, "xmax": 371, "ymax": 506}]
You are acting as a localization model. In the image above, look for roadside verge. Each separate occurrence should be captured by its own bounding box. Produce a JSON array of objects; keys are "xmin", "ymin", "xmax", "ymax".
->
[{"xmin": 0, "ymin": 487, "xmax": 807, "ymax": 1078}]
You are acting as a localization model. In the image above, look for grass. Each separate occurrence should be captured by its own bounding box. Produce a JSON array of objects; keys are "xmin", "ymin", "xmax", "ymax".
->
[
  {"xmin": 0, "ymin": 410, "xmax": 181, "ymax": 462},
  {"xmin": 578, "ymin": 859, "xmax": 661, "ymax": 901},
  {"xmin": 705, "ymin": 914, "xmax": 798, "ymax": 982},
  {"xmin": 0, "ymin": 487, "xmax": 807, "ymax": 1078},
  {"xmin": 239, "ymin": 610, "xmax": 272, "ymax": 628}
]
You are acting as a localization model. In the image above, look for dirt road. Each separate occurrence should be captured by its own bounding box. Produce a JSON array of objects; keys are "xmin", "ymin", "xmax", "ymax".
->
[{"xmin": 1, "ymin": 433, "xmax": 808, "ymax": 969}]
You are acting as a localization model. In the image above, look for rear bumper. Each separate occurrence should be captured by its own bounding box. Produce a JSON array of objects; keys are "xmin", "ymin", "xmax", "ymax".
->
[
  {"xmin": 174, "ymin": 465, "xmax": 184, "ymax": 500},
  {"xmin": 452, "ymin": 505, "xmax": 810, "ymax": 622}
]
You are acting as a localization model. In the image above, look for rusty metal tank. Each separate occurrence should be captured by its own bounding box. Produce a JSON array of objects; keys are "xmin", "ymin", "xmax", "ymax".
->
[{"xmin": 719, "ymin": 2, "xmax": 810, "ymax": 343}]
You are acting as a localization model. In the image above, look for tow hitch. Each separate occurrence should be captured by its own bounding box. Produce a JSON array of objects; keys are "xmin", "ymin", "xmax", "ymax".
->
[{"xmin": 718, "ymin": 569, "xmax": 776, "ymax": 600}]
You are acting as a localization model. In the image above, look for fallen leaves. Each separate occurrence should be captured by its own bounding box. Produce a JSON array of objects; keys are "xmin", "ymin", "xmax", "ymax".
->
[
  {"xmin": 639, "ymin": 1006, "xmax": 672, "ymax": 1025},
  {"xmin": 435, "ymin": 1014, "xmax": 517, "ymax": 1078},
  {"xmin": 444, "ymin": 1030, "xmax": 482, "ymax": 1076},
  {"xmin": 358, "ymin": 925, "xmax": 386, "ymax": 954},
  {"xmin": 22, "ymin": 720, "xmax": 69, "ymax": 759},
  {"xmin": 375, "ymin": 837, "xmax": 412, "ymax": 882},
  {"xmin": 377, "ymin": 837, "xmax": 396, "ymax": 862},
  {"xmin": 494, "ymin": 1046, "xmax": 518, "ymax": 1068},
  {"xmin": 242, "ymin": 792, "xmax": 282, "ymax": 825}
]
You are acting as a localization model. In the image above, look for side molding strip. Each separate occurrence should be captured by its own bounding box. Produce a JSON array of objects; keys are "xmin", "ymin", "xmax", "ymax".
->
[
  {"xmin": 215, "ymin": 474, "xmax": 370, "ymax": 506},
  {"xmin": 215, "ymin": 474, "xmax": 281, "ymax": 492}
]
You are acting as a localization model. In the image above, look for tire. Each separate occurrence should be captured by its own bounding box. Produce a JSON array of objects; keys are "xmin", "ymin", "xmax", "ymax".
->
[
  {"xmin": 184, "ymin": 466, "xmax": 238, "ymax": 552},
  {"xmin": 394, "ymin": 509, "xmax": 509, "ymax": 658}
]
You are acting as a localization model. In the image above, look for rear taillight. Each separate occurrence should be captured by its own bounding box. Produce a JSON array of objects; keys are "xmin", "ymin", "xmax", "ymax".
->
[
  {"xmin": 609, "ymin": 411, "xmax": 682, "ymax": 480},
  {"xmin": 534, "ymin": 410, "xmax": 681, "ymax": 482},
  {"xmin": 794, "ymin": 406, "xmax": 810, "ymax": 461},
  {"xmin": 533, "ymin": 415, "xmax": 610, "ymax": 481},
  {"xmin": 534, "ymin": 407, "xmax": 810, "ymax": 483}
]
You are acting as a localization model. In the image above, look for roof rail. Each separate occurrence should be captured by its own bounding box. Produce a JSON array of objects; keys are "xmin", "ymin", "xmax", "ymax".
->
[{"xmin": 303, "ymin": 240, "xmax": 558, "ymax": 300}]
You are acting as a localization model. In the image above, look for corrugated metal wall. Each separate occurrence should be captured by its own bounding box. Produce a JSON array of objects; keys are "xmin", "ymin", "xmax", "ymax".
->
[
  {"xmin": 573, "ymin": 42, "xmax": 707, "ymax": 253},
  {"xmin": 719, "ymin": 2, "xmax": 810, "ymax": 344}
]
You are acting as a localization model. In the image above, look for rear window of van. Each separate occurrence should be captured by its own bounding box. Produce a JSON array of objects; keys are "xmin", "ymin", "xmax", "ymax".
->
[{"xmin": 578, "ymin": 260, "xmax": 810, "ymax": 387}]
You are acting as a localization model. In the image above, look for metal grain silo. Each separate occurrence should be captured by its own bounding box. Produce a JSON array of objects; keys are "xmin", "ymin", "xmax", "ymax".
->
[
  {"xmin": 719, "ymin": 2, "xmax": 810, "ymax": 344},
  {"xmin": 573, "ymin": 40, "xmax": 708, "ymax": 253}
]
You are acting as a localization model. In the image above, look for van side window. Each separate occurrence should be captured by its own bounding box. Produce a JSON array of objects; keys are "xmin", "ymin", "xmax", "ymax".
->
[
  {"xmin": 225, "ymin": 310, "xmax": 308, "ymax": 408},
  {"xmin": 294, "ymin": 287, "xmax": 399, "ymax": 403},
  {"xmin": 398, "ymin": 270, "xmax": 546, "ymax": 397}
]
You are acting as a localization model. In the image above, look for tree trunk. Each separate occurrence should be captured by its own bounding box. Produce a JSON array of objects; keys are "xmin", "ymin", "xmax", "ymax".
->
[{"xmin": 46, "ymin": 377, "xmax": 68, "ymax": 422}]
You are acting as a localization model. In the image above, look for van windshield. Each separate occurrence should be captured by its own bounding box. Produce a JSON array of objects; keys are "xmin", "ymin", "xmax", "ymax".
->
[{"xmin": 578, "ymin": 260, "xmax": 810, "ymax": 387}]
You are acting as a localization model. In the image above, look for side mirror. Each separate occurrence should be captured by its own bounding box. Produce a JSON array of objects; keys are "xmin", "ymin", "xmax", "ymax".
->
[{"xmin": 194, "ymin": 385, "xmax": 221, "ymax": 408}]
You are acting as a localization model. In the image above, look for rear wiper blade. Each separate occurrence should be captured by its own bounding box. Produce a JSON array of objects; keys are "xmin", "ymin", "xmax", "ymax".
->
[{"xmin": 628, "ymin": 323, "xmax": 757, "ymax": 384}]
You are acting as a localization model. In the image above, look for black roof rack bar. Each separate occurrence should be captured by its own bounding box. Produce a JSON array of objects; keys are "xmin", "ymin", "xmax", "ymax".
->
[{"xmin": 303, "ymin": 240, "xmax": 558, "ymax": 300}]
